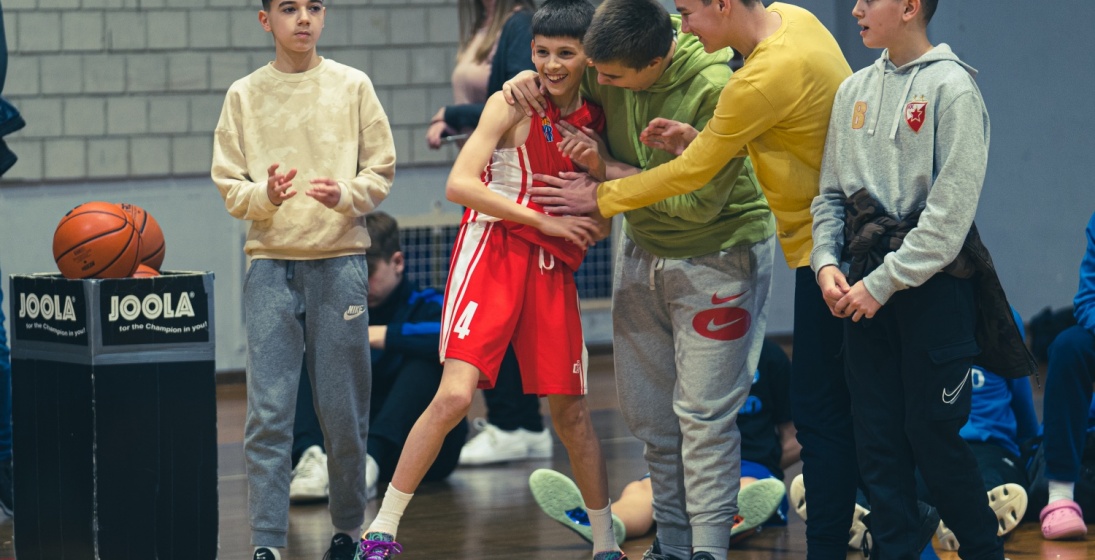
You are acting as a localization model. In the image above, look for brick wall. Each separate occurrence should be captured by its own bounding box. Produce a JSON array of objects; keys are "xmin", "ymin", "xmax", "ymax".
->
[{"xmin": 1, "ymin": 0, "xmax": 463, "ymax": 182}]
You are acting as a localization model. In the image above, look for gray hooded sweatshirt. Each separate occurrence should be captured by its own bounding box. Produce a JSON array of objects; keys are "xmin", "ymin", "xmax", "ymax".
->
[{"xmin": 810, "ymin": 44, "xmax": 991, "ymax": 304}]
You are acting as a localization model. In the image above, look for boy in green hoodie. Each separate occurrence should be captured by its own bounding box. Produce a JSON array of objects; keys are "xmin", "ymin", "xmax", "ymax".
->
[{"xmin": 508, "ymin": 1, "xmax": 775, "ymax": 558}]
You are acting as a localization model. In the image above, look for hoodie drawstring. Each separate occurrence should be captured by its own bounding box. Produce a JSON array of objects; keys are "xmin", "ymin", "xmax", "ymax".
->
[
  {"xmin": 868, "ymin": 58, "xmax": 887, "ymax": 136},
  {"xmin": 648, "ymin": 257, "xmax": 664, "ymax": 291},
  {"xmin": 889, "ymin": 65, "xmax": 920, "ymax": 140}
]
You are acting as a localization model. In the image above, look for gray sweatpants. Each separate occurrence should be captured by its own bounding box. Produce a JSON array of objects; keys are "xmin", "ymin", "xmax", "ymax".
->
[
  {"xmin": 613, "ymin": 235, "xmax": 774, "ymax": 550},
  {"xmin": 243, "ymin": 257, "xmax": 372, "ymax": 548}
]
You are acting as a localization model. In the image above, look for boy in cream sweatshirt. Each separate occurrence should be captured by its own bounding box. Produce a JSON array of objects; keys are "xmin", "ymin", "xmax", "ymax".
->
[{"xmin": 211, "ymin": 0, "xmax": 395, "ymax": 558}]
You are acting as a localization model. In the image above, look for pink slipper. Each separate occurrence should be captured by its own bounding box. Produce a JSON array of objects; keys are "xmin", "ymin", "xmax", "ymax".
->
[{"xmin": 1040, "ymin": 499, "xmax": 1088, "ymax": 540}]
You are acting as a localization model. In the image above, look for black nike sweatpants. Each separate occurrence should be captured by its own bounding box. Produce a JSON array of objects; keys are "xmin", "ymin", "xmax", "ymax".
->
[{"xmin": 844, "ymin": 273, "xmax": 1002, "ymax": 560}]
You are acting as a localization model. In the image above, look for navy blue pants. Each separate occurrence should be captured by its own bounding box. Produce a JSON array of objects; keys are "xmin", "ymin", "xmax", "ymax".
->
[
  {"xmin": 790, "ymin": 267, "xmax": 859, "ymax": 559},
  {"xmin": 293, "ymin": 358, "xmax": 468, "ymax": 483},
  {"xmin": 1043, "ymin": 325, "xmax": 1095, "ymax": 482},
  {"xmin": 484, "ymin": 346, "xmax": 545, "ymax": 432},
  {"xmin": 845, "ymin": 274, "xmax": 1001, "ymax": 560}
]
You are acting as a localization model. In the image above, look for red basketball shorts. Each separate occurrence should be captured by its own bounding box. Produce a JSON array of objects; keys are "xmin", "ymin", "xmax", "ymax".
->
[{"xmin": 440, "ymin": 221, "xmax": 588, "ymax": 395}]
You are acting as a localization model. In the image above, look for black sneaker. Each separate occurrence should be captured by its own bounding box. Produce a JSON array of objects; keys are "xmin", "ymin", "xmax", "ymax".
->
[
  {"xmin": 324, "ymin": 533, "xmax": 359, "ymax": 560},
  {"xmin": 0, "ymin": 458, "xmax": 13, "ymax": 516},
  {"xmin": 689, "ymin": 553, "xmax": 718, "ymax": 560},
  {"xmin": 642, "ymin": 538, "xmax": 685, "ymax": 560},
  {"xmin": 253, "ymin": 548, "xmax": 277, "ymax": 560},
  {"xmin": 860, "ymin": 501, "xmax": 940, "ymax": 558}
]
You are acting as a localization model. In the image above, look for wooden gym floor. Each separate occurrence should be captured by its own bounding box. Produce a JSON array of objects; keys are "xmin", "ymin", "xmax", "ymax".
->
[{"xmin": 0, "ymin": 351, "xmax": 1091, "ymax": 559}]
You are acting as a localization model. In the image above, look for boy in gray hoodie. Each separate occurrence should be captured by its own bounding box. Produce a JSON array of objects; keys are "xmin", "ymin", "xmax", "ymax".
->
[{"xmin": 809, "ymin": 1, "xmax": 1003, "ymax": 558}]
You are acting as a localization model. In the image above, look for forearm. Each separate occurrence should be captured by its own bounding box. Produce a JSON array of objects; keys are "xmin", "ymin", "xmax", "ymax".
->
[
  {"xmin": 778, "ymin": 423, "xmax": 801, "ymax": 469},
  {"xmin": 444, "ymin": 104, "xmax": 485, "ymax": 131},
  {"xmin": 447, "ymin": 176, "xmax": 546, "ymax": 229},
  {"xmin": 603, "ymin": 157, "xmax": 640, "ymax": 181},
  {"xmin": 212, "ymin": 130, "xmax": 280, "ymax": 221}
]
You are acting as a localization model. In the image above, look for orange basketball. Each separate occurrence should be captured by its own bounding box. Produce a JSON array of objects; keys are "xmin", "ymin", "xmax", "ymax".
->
[
  {"xmin": 132, "ymin": 264, "xmax": 160, "ymax": 278},
  {"xmin": 53, "ymin": 202, "xmax": 142, "ymax": 279},
  {"xmin": 118, "ymin": 203, "xmax": 166, "ymax": 271}
]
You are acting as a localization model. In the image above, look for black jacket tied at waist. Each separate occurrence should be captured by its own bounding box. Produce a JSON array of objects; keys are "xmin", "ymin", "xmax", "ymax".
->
[{"xmin": 840, "ymin": 188, "xmax": 1037, "ymax": 380}]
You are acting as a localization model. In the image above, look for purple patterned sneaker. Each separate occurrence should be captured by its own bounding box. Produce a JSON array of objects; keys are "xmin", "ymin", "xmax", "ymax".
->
[
  {"xmin": 593, "ymin": 552, "xmax": 628, "ymax": 560},
  {"xmin": 355, "ymin": 532, "xmax": 403, "ymax": 560}
]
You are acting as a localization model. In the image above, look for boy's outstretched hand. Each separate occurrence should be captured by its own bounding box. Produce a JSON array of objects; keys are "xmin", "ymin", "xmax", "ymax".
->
[
  {"xmin": 530, "ymin": 171, "xmax": 601, "ymax": 216},
  {"xmin": 557, "ymin": 121, "xmax": 608, "ymax": 181},
  {"xmin": 266, "ymin": 163, "xmax": 298, "ymax": 205},
  {"xmin": 641, "ymin": 118, "xmax": 699, "ymax": 156},
  {"xmin": 501, "ymin": 70, "xmax": 547, "ymax": 118},
  {"xmin": 538, "ymin": 215, "xmax": 602, "ymax": 249},
  {"xmin": 306, "ymin": 178, "xmax": 342, "ymax": 209}
]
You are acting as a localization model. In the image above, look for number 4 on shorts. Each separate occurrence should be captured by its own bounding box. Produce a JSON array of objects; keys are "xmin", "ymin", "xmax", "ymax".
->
[{"xmin": 454, "ymin": 301, "xmax": 479, "ymax": 339}]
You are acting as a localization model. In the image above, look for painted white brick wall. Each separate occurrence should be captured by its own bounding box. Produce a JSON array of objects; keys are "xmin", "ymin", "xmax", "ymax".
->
[{"xmin": 2, "ymin": 0, "xmax": 462, "ymax": 183}]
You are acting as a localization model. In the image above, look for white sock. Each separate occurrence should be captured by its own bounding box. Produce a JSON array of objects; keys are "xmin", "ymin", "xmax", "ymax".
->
[
  {"xmin": 1048, "ymin": 480, "xmax": 1076, "ymax": 504},
  {"xmin": 253, "ymin": 546, "xmax": 281, "ymax": 560},
  {"xmin": 587, "ymin": 501, "xmax": 620, "ymax": 554},
  {"xmin": 367, "ymin": 483, "xmax": 414, "ymax": 538}
]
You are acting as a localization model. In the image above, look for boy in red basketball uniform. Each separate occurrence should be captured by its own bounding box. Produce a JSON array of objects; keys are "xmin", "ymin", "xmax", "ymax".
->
[{"xmin": 356, "ymin": 1, "xmax": 621, "ymax": 559}]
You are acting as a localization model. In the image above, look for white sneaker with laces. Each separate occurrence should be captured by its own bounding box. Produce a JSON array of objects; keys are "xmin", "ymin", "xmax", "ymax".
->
[
  {"xmin": 521, "ymin": 425, "xmax": 553, "ymax": 459},
  {"xmin": 289, "ymin": 445, "xmax": 329, "ymax": 503},
  {"xmin": 458, "ymin": 418, "xmax": 553, "ymax": 466}
]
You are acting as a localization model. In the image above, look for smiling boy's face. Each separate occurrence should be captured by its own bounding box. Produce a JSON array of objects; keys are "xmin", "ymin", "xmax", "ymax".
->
[
  {"xmin": 531, "ymin": 35, "xmax": 590, "ymax": 99},
  {"xmin": 261, "ymin": 0, "xmax": 326, "ymax": 55}
]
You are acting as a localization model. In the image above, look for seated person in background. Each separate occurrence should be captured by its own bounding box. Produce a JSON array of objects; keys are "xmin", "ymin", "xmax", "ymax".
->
[
  {"xmin": 1031, "ymin": 210, "xmax": 1095, "ymax": 541},
  {"xmin": 289, "ymin": 212, "xmax": 468, "ymax": 503},
  {"xmin": 530, "ymin": 338, "xmax": 798, "ymax": 547}
]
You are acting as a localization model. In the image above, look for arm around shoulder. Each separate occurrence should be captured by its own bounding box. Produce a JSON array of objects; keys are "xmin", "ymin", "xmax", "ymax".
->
[{"xmin": 599, "ymin": 78, "xmax": 778, "ymax": 216}]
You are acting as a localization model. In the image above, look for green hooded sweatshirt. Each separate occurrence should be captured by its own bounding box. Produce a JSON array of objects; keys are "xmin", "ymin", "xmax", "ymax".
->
[{"xmin": 580, "ymin": 17, "xmax": 774, "ymax": 258}]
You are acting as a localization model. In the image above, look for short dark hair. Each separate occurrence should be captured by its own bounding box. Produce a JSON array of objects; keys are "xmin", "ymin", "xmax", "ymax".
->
[
  {"xmin": 531, "ymin": 0, "xmax": 596, "ymax": 41},
  {"xmin": 920, "ymin": 0, "xmax": 937, "ymax": 25},
  {"xmin": 583, "ymin": 0, "xmax": 674, "ymax": 70},
  {"xmin": 366, "ymin": 211, "xmax": 401, "ymax": 264}
]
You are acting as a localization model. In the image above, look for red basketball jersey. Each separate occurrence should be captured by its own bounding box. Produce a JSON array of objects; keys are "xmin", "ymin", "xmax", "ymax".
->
[{"xmin": 463, "ymin": 97, "xmax": 605, "ymax": 272}]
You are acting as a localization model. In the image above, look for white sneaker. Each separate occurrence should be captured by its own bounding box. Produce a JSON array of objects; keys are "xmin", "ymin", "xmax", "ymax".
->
[
  {"xmin": 789, "ymin": 473, "xmax": 874, "ymax": 551},
  {"xmin": 365, "ymin": 453, "xmax": 379, "ymax": 500},
  {"xmin": 936, "ymin": 482, "xmax": 1029, "ymax": 551},
  {"xmin": 790, "ymin": 474, "xmax": 807, "ymax": 520},
  {"xmin": 458, "ymin": 418, "xmax": 553, "ymax": 466},
  {"xmin": 289, "ymin": 445, "xmax": 329, "ymax": 503}
]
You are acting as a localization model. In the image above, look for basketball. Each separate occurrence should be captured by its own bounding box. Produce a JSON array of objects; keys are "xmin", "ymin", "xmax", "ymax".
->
[
  {"xmin": 119, "ymin": 202, "xmax": 166, "ymax": 271},
  {"xmin": 132, "ymin": 264, "xmax": 161, "ymax": 278},
  {"xmin": 53, "ymin": 201, "xmax": 142, "ymax": 279}
]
